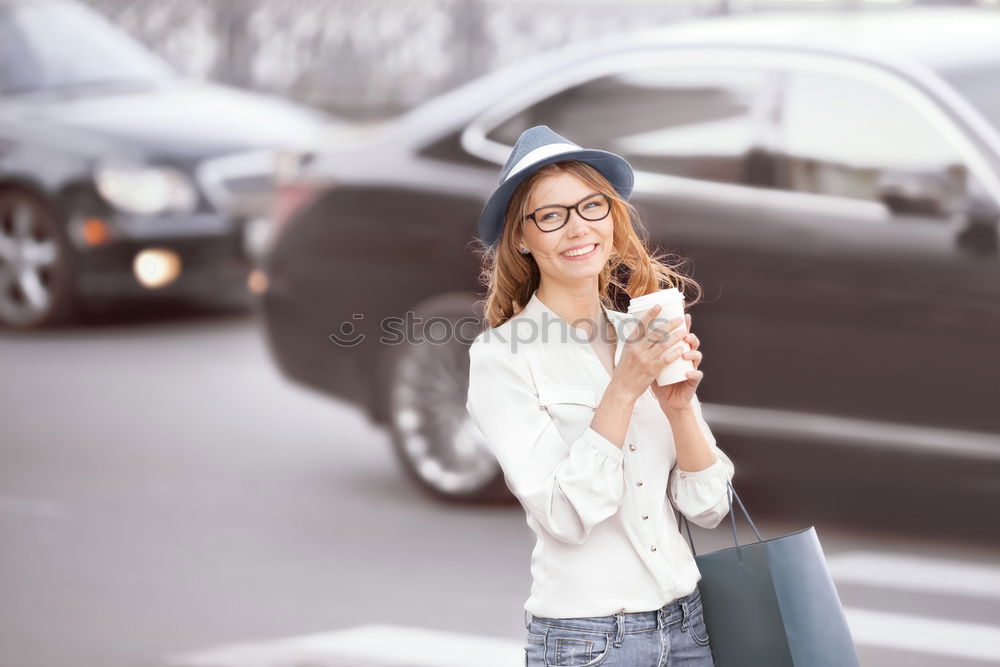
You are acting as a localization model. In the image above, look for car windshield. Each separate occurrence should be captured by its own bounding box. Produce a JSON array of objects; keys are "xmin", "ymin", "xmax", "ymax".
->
[
  {"xmin": 0, "ymin": 0, "xmax": 174, "ymax": 95},
  {"xmin": 938, "ymin": 62, "xmax": 1000, "ymax": 141}
]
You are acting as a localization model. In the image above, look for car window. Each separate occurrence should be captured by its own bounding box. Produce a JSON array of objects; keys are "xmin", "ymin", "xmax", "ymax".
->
[
  {"xmin": 418, "ymin": 128, "xmax": 499, "ymax": 168},
  {"xmin": 938, "ymin": 61, "xmax": 1000, "ymax": 142},
  {"xmin": 0, "ymin": 0, "xmax": 172, "ymax": 95},
  {"xmin": 486, "ymin": 65, "xmax": 771, "ymax": 186},
  {"xmin": 0, "ymin": 9, "xmax": 31, "ymax": 93},
  {"xmin": 775, "ymin": 70, "xmax": 973, "ymax": 222}
]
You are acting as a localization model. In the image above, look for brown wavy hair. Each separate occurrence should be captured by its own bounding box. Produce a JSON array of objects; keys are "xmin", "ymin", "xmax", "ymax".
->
[{"xmin": 470, "ymin": 160, "xmax": 704, "ymax": 329}]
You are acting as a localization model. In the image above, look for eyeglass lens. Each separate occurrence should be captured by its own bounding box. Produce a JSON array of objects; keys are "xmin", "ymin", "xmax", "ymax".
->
[{"xmin": 534, "ymin": 194, "xmax": 610, "ymax": 231}]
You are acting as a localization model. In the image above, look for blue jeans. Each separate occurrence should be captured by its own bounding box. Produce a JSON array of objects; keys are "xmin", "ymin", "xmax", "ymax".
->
[{"xmin": 524, "ymin": 588, "xmax": 718, "ymax": 667}]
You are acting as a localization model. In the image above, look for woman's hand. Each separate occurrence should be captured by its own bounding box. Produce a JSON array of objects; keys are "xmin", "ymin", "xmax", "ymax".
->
[
  {"xmin": 609, "ymin": 304, "xmax": 690, "ymax": 403},
  {"xmin": 649, "ymin": 312, "xmax": 702, "ymax": 414}
]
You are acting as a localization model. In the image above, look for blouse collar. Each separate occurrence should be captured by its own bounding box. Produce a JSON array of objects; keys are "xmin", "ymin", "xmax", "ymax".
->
[{"xmin": 521, "ymin": 289, "xmax": 631, "ymax": 330}]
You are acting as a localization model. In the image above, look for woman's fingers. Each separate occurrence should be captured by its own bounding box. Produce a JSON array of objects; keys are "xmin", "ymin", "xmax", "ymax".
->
[
  {"xmin": 629, "ymin": 305, "xmax": 659, "ymax": 345},
  {"xmin": 683, "ymin": 349, "xmax": 702, "ymax": 369},
  {"xmin": 651, "ymin": 325, "xmax": 687, "ymax": 353},
  {"xmin": 639, "ymin": 305, "xmax": 665, "ymax": 339},
  {"xmin": 661, "ymin": 343, "xmax": 686, "ymax": 363},
  {"xmin": 645, "ymin": 315, "xmax": 684, "ymax": 346}
]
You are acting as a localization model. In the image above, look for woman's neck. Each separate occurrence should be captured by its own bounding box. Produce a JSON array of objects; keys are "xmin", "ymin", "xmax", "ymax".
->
[{"xmin": 536, "ymin": 283, "xmax": 604, "ymax": 336}]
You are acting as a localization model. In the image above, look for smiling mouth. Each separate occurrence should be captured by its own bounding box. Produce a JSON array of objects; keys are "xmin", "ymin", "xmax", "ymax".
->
[{"xmin": 561, "ymin": 243, "xmax": 598, "ymax": 258}]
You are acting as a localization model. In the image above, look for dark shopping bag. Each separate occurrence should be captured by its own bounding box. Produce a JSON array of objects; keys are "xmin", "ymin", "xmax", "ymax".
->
[{"xmin": 678, "ymin": 481, "xmax": 859, "ymax": 667}]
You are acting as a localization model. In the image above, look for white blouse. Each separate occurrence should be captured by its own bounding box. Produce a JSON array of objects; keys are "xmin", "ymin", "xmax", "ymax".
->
[{"xmin": 465, "ymin": 289, "xmax": 735, "ymax": 619}]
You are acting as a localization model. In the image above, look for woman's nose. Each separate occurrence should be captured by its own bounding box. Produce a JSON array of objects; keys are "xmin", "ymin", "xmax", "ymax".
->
[{"xmin": 564, "ymin": 209, "xmax": 590, "ymax": 235}]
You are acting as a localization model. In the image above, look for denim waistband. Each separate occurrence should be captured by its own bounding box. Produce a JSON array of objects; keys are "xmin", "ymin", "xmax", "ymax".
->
[{"xmin": 525, "ymin": 587, "xmax": 702, "ymax": 634}]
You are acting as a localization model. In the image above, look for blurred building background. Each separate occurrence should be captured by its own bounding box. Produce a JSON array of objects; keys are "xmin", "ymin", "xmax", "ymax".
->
[{"xmin": 83, "ymin": 0, "xmax": 1000, "ymax": 119}]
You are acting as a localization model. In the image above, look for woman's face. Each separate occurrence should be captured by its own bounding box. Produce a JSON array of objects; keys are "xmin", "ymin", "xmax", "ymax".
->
[{"xmin": 517, "ymin": 171, "xmax": 614, "ymax": 289}]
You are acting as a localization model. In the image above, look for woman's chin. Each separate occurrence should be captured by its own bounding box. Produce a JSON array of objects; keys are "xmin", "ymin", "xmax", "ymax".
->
[{"xmin": 555, "ymin": 260, "xmax": 606, "ymax": 281}]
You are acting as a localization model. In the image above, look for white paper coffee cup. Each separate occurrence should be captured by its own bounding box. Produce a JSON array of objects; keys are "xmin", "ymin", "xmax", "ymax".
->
[{"xmin": 626, "ymin": 288, "xmax": 694, "ymax": 386}]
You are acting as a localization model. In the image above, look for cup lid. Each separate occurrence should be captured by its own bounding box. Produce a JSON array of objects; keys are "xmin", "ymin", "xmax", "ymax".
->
[{"xmin": 626, "ymin": 288, "xmax": 685, "ymax": 314}]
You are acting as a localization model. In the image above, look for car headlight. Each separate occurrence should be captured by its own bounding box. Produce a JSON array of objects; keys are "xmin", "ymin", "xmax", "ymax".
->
[{"xmin": 95, "ymin": 165, "xmax": 198, "ymax": 215}]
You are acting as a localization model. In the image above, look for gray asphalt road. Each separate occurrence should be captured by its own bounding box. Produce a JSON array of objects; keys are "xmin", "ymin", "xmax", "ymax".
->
[{"xmin": 2, "ymin": 311, "xmax": 998, "ymax": 667}]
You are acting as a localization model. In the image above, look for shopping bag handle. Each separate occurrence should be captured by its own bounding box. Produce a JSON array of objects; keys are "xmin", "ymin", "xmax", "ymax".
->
[{"xmin": 678, "ymin": 480, "xmax": 763, "ymax": 556}]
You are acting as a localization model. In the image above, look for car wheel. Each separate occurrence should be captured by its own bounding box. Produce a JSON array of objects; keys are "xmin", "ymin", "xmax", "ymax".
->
[
  {"xmin": 0, "ymin": 188, "xmax": 78, "ymax": 329},
  {"xmin": 382, "ymin": 292, "xmax": 511, "ymax": 504}
]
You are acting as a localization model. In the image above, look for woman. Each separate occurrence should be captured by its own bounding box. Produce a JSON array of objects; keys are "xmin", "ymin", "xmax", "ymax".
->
[{"xmin": 465, "ymin": 125, "xmax": 735, "ymax": 667}]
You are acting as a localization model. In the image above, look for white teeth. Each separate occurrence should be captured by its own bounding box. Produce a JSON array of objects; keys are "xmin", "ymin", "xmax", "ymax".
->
[{"xmin": 562, "ymin": 244, "xmax": 596, "ymax": 257}]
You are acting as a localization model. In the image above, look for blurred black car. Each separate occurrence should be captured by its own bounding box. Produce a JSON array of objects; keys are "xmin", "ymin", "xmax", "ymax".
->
[
  {"xmin": 255, "ymin": 9, "xmax": 1000, "ymax": 503},
  {"xmin": 0, "ymin": 0, "xmax": 337, "ymax": 329}
]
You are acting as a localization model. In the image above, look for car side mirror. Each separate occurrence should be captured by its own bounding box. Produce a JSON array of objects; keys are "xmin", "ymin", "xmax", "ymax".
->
[
  {"xmin": 955, "ymin": 213, "xmax": 998, "ymax": 257},
  {"xmin": 877, "ymin": 163, "xmax": 969, "ymax": 218}
]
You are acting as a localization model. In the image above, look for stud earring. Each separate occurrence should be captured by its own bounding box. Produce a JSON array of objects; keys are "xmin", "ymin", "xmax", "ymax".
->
[{"xmin": 519, "ymin": 247, "xmax": 530, "ymax": 255}]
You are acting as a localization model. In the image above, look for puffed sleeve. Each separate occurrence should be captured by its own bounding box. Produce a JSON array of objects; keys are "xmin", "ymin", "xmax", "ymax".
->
[
  {"xmin": 668, "ymin": 392, "xmax": 735, "ymax": 529},
  {"xmin": 465, "ymin": 335, "xmax": 626, "ymax": 545}
]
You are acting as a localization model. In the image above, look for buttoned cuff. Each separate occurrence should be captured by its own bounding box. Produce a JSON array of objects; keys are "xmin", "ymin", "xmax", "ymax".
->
[
  {"xmin": 673, "ymin": 454, "xmax": 725, "ymax": 482},
  {"xmin": 584, "ymin": 426, "xmax": 626, "ymax": 464}
]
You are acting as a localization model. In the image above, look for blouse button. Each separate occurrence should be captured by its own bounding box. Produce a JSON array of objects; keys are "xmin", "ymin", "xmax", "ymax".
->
[
  {"xmin": 680, "ymin": 472, "xmax": 688, "ymax": 479},
  {"xmin": 642, "ymin": 514, "xmax": 649, "ymax": 520},
  {"xmin": 628, "ymin": 443, "xmax": 636, "ymax": 451},
  {"xmin": 651, "ymin": 545, "xmax": 658, "ymax": 552},
  {"xmin": 636, "ymin": 480, "xmax": 643, "ymax": 487}
]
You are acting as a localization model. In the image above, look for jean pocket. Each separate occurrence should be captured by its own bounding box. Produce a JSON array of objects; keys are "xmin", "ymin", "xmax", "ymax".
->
[
  {"xmin": 543, "ymin": 627, "xmax": 613, "ymax": 667},
  {"xmin": 525, "ymin": 628, "xmax": 546, "ymax": 667},
  {"xmin": 688, "ymin": 606, "xmax": 711, "ymax": 647}
]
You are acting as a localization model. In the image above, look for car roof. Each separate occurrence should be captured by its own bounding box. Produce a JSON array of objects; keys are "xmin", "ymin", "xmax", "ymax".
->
[
  {"xmin": 0, "ymin": 0, "xmax": 71, "ymax": 6},
  {"xmin": 619, "ymin": 8, "xmax": 1000, "ymax": 75},
  {"xmin": 353, "ymin": 7, "xmax": 1000, "ymax": 156},
  {"xmin": 416, "ymin": 8, "xmax": 1000, "ymax": 129}
]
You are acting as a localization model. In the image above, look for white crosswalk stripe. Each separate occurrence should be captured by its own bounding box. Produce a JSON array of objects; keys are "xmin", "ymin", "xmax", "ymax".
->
[
  {"xmin": 828, "ymin": 551, "xmax": 1000, "ymax": 663},
  {"xmin": 844, "ymin": 608, "xmax": 1000, "ymax": 663},
  {"xmin": 164, "ymin": 624, "xmax": 523, "ymax": 667},
  {"xmin": 827, "ymin": 551, "xmax": 1000, "ymax": 600},
  {"xmin": 166, "ymin": 551, "xmax": 1000, "ymax": 666}
]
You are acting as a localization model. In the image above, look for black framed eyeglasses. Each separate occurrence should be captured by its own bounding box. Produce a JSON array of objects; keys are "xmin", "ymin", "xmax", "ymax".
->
[{"xmin": 523, "ymin": 193, "xmax": 612, "ymax": 232}]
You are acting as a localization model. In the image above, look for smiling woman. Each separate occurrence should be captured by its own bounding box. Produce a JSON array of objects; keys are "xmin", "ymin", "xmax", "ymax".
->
[
  {"xmin": 473, "ymin": 140, "xmax": 703, "ymax": 329},
  {"xmin": 466, "ymin": 125, "xmax": 733, "ymax": 667}
]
